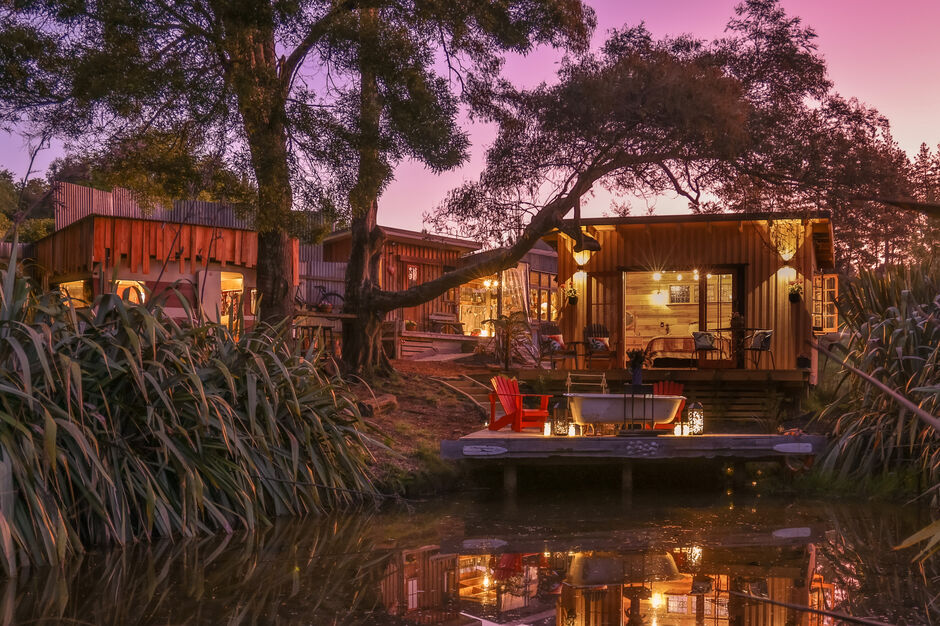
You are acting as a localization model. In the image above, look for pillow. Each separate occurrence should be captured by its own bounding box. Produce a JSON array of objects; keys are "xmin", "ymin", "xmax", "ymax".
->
[
  {"xmin": 587, "ymin": 336, "xmax": 610, "ymax": 351},
  {"xmin": 749, "ymin": 330, "xmax": 773, "ymax": 350},
  {"xmin": 692, "ymin": 331, "xmax": 716, "ymax": 351},
  {"xmin": 543, "ymin": 334, "xmax": 566, "ymax": 352}
]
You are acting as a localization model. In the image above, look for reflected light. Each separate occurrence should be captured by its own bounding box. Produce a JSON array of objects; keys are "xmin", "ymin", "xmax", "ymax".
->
[
  {"xmin": 651, "ymin": 592, "xmax": 664, "ymax": 609},
  {"xmin": 778, "ymin": 265, "xmax": 798, "ymax": 282},
  {"xmin": 483, "ymin": 575, "xmax": 490, "ymax": 588}
]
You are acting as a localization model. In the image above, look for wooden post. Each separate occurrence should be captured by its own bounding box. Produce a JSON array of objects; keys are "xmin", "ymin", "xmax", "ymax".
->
[{"xmin": 503, "ymin": 464, "xmax": 517, "ymax": 497}]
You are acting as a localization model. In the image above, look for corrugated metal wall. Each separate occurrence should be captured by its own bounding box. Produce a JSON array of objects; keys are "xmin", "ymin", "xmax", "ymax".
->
[
  {"xmin": 55, "ymin": 182, "xmax": 255, "ymax": 231},
  {"xmin": 298, "ymin": 243, "xmax": 346, "ymax": 302}
]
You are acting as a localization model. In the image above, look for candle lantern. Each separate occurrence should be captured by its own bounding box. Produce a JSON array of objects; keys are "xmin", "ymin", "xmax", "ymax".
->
[
  {"xmin": 551, "ymin": 402, "xmax": 570, "ymax": 436},
  {"xmin": 687, "ymin": 401, "xmax": 704, "ymax": 435}
]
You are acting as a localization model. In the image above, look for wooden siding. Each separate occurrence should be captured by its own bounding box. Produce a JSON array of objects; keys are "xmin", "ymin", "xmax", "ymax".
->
[
  {"xmin": 556, "ymin": 218, "xmax": 825, "ymax": 371},
  {"xmin": 382, "ymin": 240, "xmax": 464, "ymax": 329},
  {"xmin": 36, "ymin": 216, "xmax": 299, "ymax": 284}
]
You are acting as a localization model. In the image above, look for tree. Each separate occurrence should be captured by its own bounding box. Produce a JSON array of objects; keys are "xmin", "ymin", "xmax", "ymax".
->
[{"xmin": 0, "ymin": 0, "xmax": 593, "ymax": 347}]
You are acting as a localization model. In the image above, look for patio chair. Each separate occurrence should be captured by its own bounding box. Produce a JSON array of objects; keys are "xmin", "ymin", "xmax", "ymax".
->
[
  {"xmin": 691, "ymin": 331, "xmax": 723, "ymax": 365},
  {"xmin": 583, "ymin": 324, "xmax": 618, "ymax": 369},
  {"xmin": 537, "ymin": 322, "xmax": 578, "ymax": 369},
  {"xmin": 652, "ymin": 381, "xmax": 686, "ymax": 430},
  {"xmin": 488, "ymin": 375, "xmax": 550, "ymax": 432},
  {"xmin": 744, "ymin": 329, "xmax": 776, "ymax": 369}
]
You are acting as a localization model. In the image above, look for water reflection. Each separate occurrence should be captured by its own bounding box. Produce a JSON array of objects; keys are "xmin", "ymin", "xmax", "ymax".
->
[{"xmin": 5, "ymin": 494, "xmax": 936, "ymax": 625}]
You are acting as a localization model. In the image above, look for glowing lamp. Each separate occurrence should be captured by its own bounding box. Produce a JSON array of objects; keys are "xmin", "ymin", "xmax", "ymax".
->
[
  {"xmin": 567, "ymin": 423, "xmax": 576, "ymax": 436},
  {"xmin": 687, "ymin": 401, "xmax": 704, "ymax": 435},
  {"xmin": 651, "ymin": 290, "xmax": 668, "ymax": 306},
  {"xmin": 543, "ymin": 422, "xmax": 552, "ymax": 436},
  {"xmin": 652, "ymin": 272, "xmax": 662, "ymax": 281},
  {"xmin": 651, "ymin": 592, "xmax": 664, "ymax": 609},
  {"xmin": 572, "ymin": 248, "xmax": 595, "ymax": 267},
  {"xmin": 483, "ymin": 279, "xmax": 492, "ymax": 288}
]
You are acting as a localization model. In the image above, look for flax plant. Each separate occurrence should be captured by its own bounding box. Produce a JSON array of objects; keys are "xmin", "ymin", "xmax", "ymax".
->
[
  {"xmin": 818, "ymin": 259, "xmax": 940, "ymax": 485},
  {"xmin": 0, "ymin": 249, "xmax": 378, "ymax": 576}
]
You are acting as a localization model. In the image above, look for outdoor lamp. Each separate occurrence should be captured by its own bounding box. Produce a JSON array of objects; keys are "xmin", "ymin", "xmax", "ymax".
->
[
  {"xmin": 687, "ymin": 401, "xmax": 704, "ymax": 435},
  {"xmin": 543, "ymin": 421, "xmax": 552, "ymax": 436}
]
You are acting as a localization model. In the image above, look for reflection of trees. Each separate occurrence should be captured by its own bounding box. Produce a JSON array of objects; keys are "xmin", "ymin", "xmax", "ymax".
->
[
  {"xmin": 815, "ymin": 504, "xmax": 940, "ymax": 623},
  {"xmin": 4, "ymin": 514, "xmax": 393, "ymax": 625}
]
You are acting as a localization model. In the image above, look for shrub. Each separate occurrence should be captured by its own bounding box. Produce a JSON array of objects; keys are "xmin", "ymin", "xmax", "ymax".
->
[{"xmin": 0, "ymin": 251, "xmax": 378, "ymax": 575}]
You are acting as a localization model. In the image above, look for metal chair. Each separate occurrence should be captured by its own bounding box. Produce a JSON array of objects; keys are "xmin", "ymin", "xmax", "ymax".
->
[
  {"xmin": 744, "ymin": 329, "xmax": 776, "ymax": 369},
  {"xmin": 691, "ymin": 331, "xmax": 723, "ymax": 365}
]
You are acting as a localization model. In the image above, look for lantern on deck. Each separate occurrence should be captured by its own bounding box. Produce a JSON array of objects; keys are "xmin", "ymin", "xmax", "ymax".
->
[{"xmin": 687, "ymin": 401, "xmax": 704, "ymax": 435}]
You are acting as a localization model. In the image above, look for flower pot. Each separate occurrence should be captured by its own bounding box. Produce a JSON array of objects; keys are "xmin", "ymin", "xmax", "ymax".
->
[
  {"xmin": 788, "ymin": 292, "xmax": 801, "ymax": 303},
  {"xmin": 567, "ymin": 295, "xmax": 578, "ymax": 307},
  {"xmin": 631, "ymin": 368, "xmax": 643, "ymax": 386},
  {"xmin": 317, "ymin": 303, "xmax": 333, "ymax": 313}
]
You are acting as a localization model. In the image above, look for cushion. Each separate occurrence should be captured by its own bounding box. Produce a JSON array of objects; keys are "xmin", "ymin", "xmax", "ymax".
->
[
  {"xmin": 692, "ymin": 331, "xmax": 716, "ymax": 351},
  {"xmin": 543, "ymin": 334, "xmax": 566, "ymax": 352},
  {"xmin": 749, "ymin": 330, "xmax": 773, "ymax": 350},
  {"xmin": 587, "ymin": 336, "xmax": 610, "ymax": 351}
]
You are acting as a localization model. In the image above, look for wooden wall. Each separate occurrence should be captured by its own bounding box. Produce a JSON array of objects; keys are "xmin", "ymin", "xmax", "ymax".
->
[
  {"xmin": 35, "ymin": 216, "xmax": 299, "ymax": 284},
  {"xmin": 557, "ymin": 219, "xmax": 822, "ymax": 370},
  {"xmin": 324, "ymin": 236, "xmax": 467, "ymax": 329}
]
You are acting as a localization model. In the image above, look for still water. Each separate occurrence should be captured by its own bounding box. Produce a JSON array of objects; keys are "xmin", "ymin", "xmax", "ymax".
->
[{"xmin": 8, "ymin": 490, "xmax": 938, "ymax": 625}]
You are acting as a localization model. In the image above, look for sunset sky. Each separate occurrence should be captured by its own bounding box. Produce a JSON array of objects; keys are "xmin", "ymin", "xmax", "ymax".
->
[{"xmin": 2, "ymin": 0, "xmax": 938, "ymax": 229}]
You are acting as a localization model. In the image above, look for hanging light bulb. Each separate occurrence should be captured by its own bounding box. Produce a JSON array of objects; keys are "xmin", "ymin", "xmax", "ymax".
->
[
  {"xmin": 677, "ymin": 273, "xmax": 683, "ymax": 281},
  {"xmin": 652, "ymin": 272, "xmax": 662, "ymax": 281}
]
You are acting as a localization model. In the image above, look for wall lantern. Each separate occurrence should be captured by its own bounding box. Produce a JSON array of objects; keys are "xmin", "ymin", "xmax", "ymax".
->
[
  {"xmin": 572, "ymin": 248, "xmax": 595, "ymax": 267},
  {"xmin": 687, "ymin": 401, "xmax": 704, "ymax": 435}
]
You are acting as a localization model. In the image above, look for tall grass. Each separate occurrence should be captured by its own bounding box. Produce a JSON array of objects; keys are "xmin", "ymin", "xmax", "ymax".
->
[
  {"xmin": 0, "ymin": 251, "xmax": 378, "ymax": 576},
  {"xmin": 817, "ymin": 258, "xmax": 940, "ymax": 485}
]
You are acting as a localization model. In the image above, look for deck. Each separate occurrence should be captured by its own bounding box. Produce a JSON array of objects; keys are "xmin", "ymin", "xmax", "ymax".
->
[
  {"xmin": 441, "ymin": 428, "xmax": 826, "ymax": 494},
  {"xmin": 442, "ymin": 429, "xmax": 825, "ymax": 462}
]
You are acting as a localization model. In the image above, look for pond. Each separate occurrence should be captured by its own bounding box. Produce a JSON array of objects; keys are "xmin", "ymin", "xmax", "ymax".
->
[{"xmin": 7, "ymin": 490, "xmax": 937, "ymax": 625}]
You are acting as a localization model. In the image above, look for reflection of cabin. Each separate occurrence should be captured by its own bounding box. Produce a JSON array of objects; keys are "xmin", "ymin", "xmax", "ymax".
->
[
  {"xmin": 34, "ymin": 182, "xmax": 298, "ymax": 323},
  {"xmin": 546, "ymin": 211, "xmax": 837, "ymax": 381},
  {"xmin": 379, "ymin": 545, "xmax": 464, "ymax": 624}
]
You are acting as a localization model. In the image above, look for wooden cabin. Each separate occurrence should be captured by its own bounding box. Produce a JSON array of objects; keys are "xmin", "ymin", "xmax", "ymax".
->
[
  {"xmin": 34, "ymin": 182, "xmax": 299, "ymax": 323},
  {"xmin": 322, "ymin": 226, "xmax": 482, "ymax": 332},
  {"xmin": 542, "ymin": 211, "xmax": 838, "ymax": 421}
]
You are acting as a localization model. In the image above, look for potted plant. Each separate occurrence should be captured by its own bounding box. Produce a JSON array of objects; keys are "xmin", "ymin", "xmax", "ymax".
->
[
  {"xmin": 626, "ymin": 347, "xmax": 650, "ymax": 386},
  {"xmin": 788, "ymin": 281, "xmax": 803, "ymax": 303},
  {"xmin": 562, "ymin": 283, "xmax": 579, "ymax": 307},
  {"xmin": 404, "ymin": 320, "xmax": 417, "ymax": 331}
]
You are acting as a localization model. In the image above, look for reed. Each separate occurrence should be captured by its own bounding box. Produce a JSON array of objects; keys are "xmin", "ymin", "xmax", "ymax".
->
[
  {"xmin": 0, "ymin": 248, "xmax": 378, "ymax": 576},
  {"xmin": 817, "ymin": 258, "xmax": 939, "ymax": 485}
]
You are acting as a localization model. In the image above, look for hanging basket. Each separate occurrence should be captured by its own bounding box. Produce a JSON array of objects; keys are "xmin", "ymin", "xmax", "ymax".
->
[
  {"xmin": 788, "ymin": 292, "xmax": 801, "ymax": 303},
  {"xmin": 567, "ymin": 295, "xmax": 578, "ymax": 307}
]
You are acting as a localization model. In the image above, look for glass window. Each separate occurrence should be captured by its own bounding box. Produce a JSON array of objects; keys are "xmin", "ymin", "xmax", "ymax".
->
[
  {"xmin": 59, "ymin": 280, "xmax": 91, "ymax": 306},
  {"xmin": 813, "ymin": 273, "xmax": 839, "ymax": 333},
  {"xmin": 220, "ymin": 271, "xmax": 244, "ymax": 325},
  {"xmin": 114, "ymin": 280, "xmax": 146, "ymax": 304},
  {"xmin": 406, "ymin": 264, "xmax": 419, "ymax": 288}
]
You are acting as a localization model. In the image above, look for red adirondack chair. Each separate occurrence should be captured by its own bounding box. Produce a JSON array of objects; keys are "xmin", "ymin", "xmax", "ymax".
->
[
  {"xmin": 488, "ymin": 375, "xmax": 551, "ymax": 432},
  {"xmin": 652, "ymin": 380, "xmax": 686, "ymax": 430}
]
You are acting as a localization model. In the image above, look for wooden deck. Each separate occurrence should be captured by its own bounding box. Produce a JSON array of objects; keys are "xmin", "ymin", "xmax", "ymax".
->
[{"xmin": 441, "ymin": 429, "xmax": 826, "ymax": 463}]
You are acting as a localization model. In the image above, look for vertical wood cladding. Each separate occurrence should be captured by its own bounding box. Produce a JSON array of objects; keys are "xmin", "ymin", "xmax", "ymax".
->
[
  {"xmin": 36, "ymin": 216, "xmax": 299, "ymax": 285},
  {"xmin": 557, "ymin": 218, "xmax": 826, "ymax": 370}
]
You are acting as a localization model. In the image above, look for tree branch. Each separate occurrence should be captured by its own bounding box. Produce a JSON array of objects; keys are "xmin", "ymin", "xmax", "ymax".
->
[{"xmin": 280, "ymin": 0, "xmax": 358, "ymax": 91}]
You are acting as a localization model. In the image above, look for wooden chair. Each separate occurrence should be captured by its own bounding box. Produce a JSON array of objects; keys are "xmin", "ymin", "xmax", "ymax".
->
[
  {"xmin": 536, "ymin": 322, "xmax": 578, "ymax": 369},
  {"xmin": 744, "ymin": 329, "xmax": 776, "ymax": 369},
  {"xmin": 652, "ymin": 381, "xmax": 686, "ymax": 430},
  {"xmin": 488, "ymin": 375, "xmax": 551, "ymax": 432},
  {"xmin": 583, "ymin": 324, "xmax": 618, "ymax": 369}
]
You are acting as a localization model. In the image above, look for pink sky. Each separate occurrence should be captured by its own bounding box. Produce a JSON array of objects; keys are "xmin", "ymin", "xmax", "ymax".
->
[{"xmin": 3, "ymin": 0, "xmax": 938, "ymax": 229}]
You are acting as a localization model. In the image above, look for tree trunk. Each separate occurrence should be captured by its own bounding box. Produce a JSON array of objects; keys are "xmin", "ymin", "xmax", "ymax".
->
[
  {"xmin": 220, "ymin": 8, "xmax": 296, "ymax": 324},
  {"xmin": 342, "ymin": 7, "xmax": 390, "ymax": 375}
]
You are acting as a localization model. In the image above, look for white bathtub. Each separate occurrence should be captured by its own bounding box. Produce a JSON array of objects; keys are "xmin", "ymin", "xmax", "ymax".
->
[{"xmin": 564, "ymin": 393, "xmax": 685, "ymax": 425}]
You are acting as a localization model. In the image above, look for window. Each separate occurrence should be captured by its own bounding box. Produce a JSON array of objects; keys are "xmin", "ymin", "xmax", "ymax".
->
[
  {"xmin": 114, "ymin": 280, "xmax": 146, "ymax": 304},
  {"xmin": 529, "ymin": 270, "xmax": 557, "ymax": 322},
  {"xmin": 406, "ymin": 577, "xmax": 419, "ymax": 610},
  {"xmin": 220, "ymin": 272, "xmax": 244, "ymax": 325},
  {"xmin": 813, "ymin": 273, "xmax": 839, "ymax": 333},
  {"xmin": 406, "ymin": 264, "xmax": 419, "ymax": 288},
  {"xmin": 59, "ymin": 280, "xmax": 91, "ymax": 305}
]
